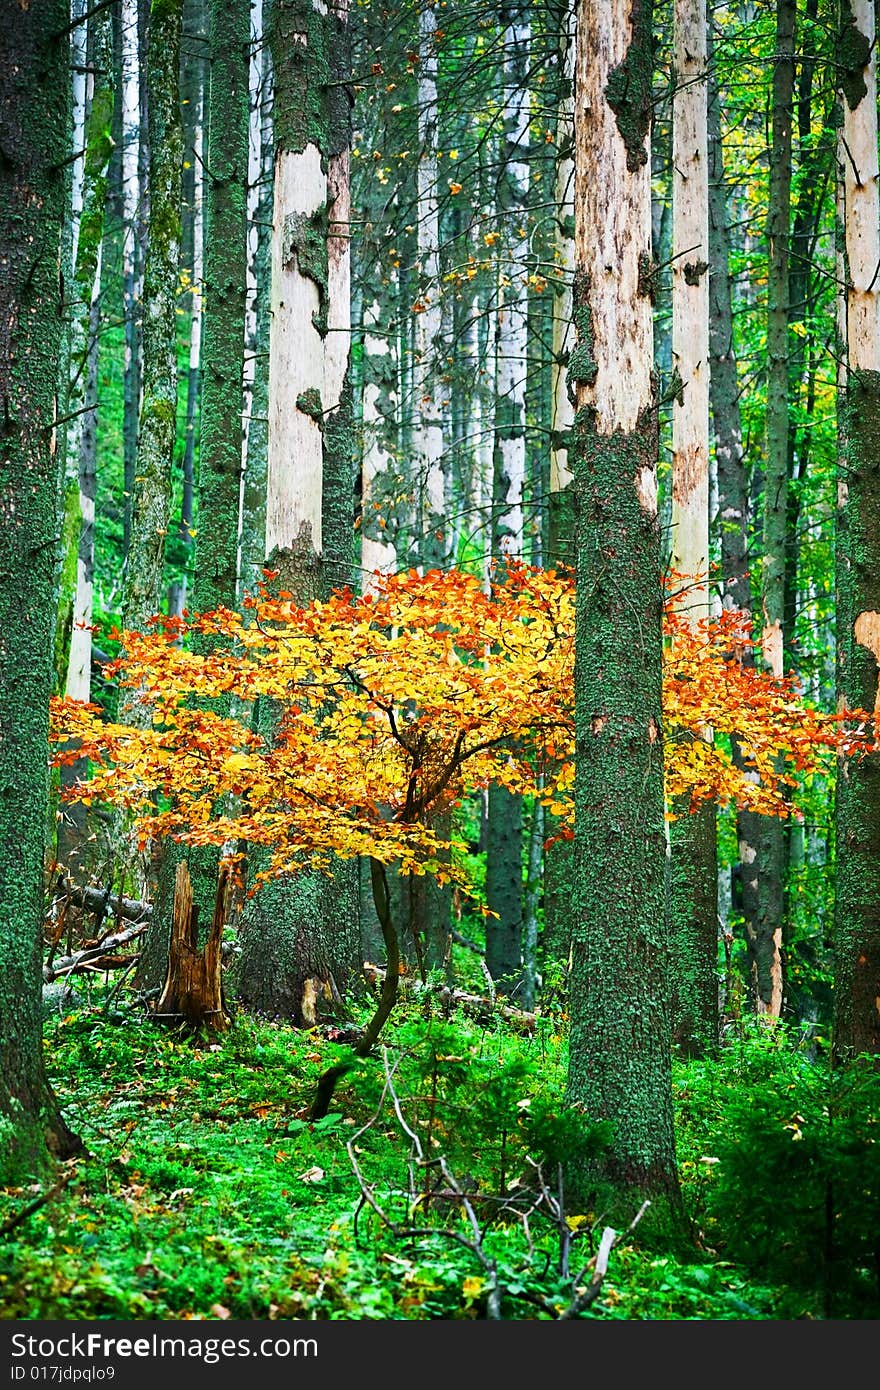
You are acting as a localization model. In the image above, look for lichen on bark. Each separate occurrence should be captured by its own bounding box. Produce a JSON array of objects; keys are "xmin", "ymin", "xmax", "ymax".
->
[{"xmin": 604, "ymin": 0, "xmax": 654, "ymax": 172}]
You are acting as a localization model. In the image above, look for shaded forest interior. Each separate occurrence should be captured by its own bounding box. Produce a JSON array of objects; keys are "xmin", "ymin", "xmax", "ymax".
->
[{"xmin": 1, "ymin": 0, "xmax": 879, "ymax": 1321}]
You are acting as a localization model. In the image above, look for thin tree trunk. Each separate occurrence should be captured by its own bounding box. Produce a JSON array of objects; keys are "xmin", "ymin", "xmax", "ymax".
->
[
  {"xmin": 414, "ymin": 2, "xmax": 445, "ymax": 568},
  {"xmin": 121, "ymin": 0, "xmax": 142, "ymax": 560},
  {"xmin": 749, "ymin": 0, "xmax": 796, "ymax": 1018},
  {"xmin": 668, "ymin": 0, "xmax": 718, "ymax": 1057},
  {"xmin": 122, "ymin": 0, "xmax": 184, "ymax": 636},
  {"xmin": 543, "ymin": 2, "xmax": 576, "ymax": 969}
]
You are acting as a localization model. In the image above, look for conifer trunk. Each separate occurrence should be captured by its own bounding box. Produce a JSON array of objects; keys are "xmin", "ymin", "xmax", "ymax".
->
[
  {"xmin": 0, "ymin": 0, "xmax": 81, "ymax": 1181},
  {"xmin": 834, "ymin": 0, "xmax": 880, "ymax": 1060},
  {"xmin": 566, "ymin": 0, "xmax": 679, "ymax": 1203}
]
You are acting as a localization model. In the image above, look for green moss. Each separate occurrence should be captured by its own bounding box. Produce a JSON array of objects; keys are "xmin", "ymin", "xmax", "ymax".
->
[
  {"xmin": 604, "ymin": 0, "xmax": 654, "ymax": 172},
  {"xmin": 638, "ymin": 250, "xmax": 660, "ymax": 301},
  {"xmin": 566, "ymin": 268, "xmax": 598, "ymax": 402},
  {"xmin": 839, "ymin": 0, "xmax": 871, "ymax": 110},
  {"xmin": 282, "ymin": 207, "xmax": 329, "ymax": 334},
  {"xmin": 296, "ymin": 386, "xmax": 324, "ymax": 421},
  {"xmin": 683, "ymin": 259, "xmax": 709, "ymax": 287}
]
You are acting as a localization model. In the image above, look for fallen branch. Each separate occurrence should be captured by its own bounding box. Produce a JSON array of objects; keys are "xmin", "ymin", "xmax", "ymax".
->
[
  {"xmin": 54, "ymin": 878, "xmax": 153, "ymax": 925},
  {"xmin": 43, "ymin": 923, "xmax": 147, "ymax": 981},
  {"xmin": 0, "ymin": 1171, "xmax": 75, "ymax": 1237},
  {"xmin": 362, "ymin": 964, "xmax": 533, "ymax": 1030},
  {"xmin": 558, "ymin": 1201, "xmax": 651, "ymax": 1319}
]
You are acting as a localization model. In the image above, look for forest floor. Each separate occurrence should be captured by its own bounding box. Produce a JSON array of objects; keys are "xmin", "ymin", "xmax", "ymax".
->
[{"xmin": 2, "ymin": 979, "xmax": 877, "ymax": 1320}]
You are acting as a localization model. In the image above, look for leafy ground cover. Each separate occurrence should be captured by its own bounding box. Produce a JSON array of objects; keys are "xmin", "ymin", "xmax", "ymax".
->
[{"xmin": 2, "ymin": 990, "xmax": 876, "ymax": 1320}]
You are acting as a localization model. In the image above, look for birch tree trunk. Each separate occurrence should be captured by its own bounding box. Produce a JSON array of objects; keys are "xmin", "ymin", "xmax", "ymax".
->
[
  {"xmin": 122, "ymin": 0, "xmax": 184, "ymax": 637},
  {"xmin": 834, "ymin": 0, "xmax": 880, "ymax": 1060},
  {"xmin": 121, "ymin": 0, "xmax": 142, "ymax": 558},
  {"xmin": 485, "ymin": 5, "xmax": 531, "ymax": 992},
  {"xmin": 668, "ymin": 0, "xmax": 718, "ymax": 1057},
  {"xmin": 414, "ymin": 2, "xmax": 446, "ymax": 568},
  {"xmin": 0, "ymin": 0, "xmax": 81, "ymax": 1181},
  {"xmin": 239, "ymin": 0, "xmax": 272, "ymax": 600},
  {"xmin": 566, "ymin": 0, "xmax": 680, "ymax": 1207}
]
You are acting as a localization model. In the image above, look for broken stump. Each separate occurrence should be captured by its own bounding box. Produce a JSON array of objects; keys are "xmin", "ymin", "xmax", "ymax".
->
[{"xmin": 154, "ymin": 860, "xmax": 230, "ymax": 1029}]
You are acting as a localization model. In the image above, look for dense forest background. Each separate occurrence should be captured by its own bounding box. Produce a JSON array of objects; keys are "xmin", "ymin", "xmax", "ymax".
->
[{"xmin": 1, "ymin": 0, "xmax": 879, "ymax": 1321}]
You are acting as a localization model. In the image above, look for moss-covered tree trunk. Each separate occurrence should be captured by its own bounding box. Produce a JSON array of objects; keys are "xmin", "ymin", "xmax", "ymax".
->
[
  {"xmin": 235, "ymin": 0, "xmax": 360, "ymax": 1021},
  {"xmin": 746, "ymin": 0, "xmax": 796, "ymax": 1019},
  {"xmin": 833, "ymin": 0, "xmax": 880, "ymax": 1060},
  {"xmin": 668, "ymin": 0, "xmax": 718, "ymax": 1057},
  {"xmin": 122, "ymin": 0, "xmax": 183, "ymax": 635},
  {"xmin": 0, "ymin": 0, "xmax": 81, "ymax": 1181},
  {"xmin": 566, "ymin": 0, "xmax": 679, "ymax": 1207}
]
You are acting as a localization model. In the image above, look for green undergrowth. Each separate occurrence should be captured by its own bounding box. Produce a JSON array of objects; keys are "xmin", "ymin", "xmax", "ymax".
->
[{"xmin": 1, "ymin": 999, "xmax": 876, "ymax": 1320}]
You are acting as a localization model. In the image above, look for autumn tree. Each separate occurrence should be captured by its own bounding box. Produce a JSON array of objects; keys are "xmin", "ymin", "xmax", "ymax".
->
[{"xmin": 0, "ymin": 0, "xmax": 80, "ymax": 1180}]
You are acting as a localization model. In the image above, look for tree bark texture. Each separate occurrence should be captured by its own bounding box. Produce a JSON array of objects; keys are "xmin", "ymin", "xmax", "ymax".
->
[
  {"xmin": 566, "ymin": 0, "xmax": 679, "ymax": 1204},
  {"xmin": 122, "ymin": 0, "xmax": 183, "ymax": 636},
  {"xmin": 834, "ymin": 0, "xmax": 880, "ymax": 1060},
  {"xmin": 0, "ymin": 0, "xmax": 81, "ymax": 1181}
]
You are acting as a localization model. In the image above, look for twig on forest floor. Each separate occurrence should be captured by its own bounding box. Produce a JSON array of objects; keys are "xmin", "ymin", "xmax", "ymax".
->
[{"xmin": 0, "ymin": 1170, "xmax": 76, "ymax": 1237}]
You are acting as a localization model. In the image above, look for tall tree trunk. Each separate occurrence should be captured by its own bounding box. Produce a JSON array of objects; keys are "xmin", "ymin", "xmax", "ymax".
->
[
  {"xmin": 566, "ymin": 0, "xmax": 680, "ymax": 1206},
  {"xmin": 833, "ymin": 0, "xmax": 880, "ymax": 1060},
  {"xmin": 668, "ymin": 0, "xmax": 718, "ymax": 1057},
  {"xmin": 485, "ymin": 2, "xmax": 531, "ymax": 994},
  {"xmin": 239, "ymin": 0, "xmax": 272, "ymax": 601},
  {"xmin": 122, "ymin": 0, "xmax": 184, "ymax": 635},
  {"xmin": 121, "ymin": 0, "xmax": 142, "ymax": 560},
  {"xmin": 543, "ymin": 0, "xmax": 576, "ymax": 969},
  {"xmin": 749, "ymin": 0, "xmax": 796, "ymax": 1018},
  {"xmin": 179, "ymin": 44, "xmax": 204, "ymax": 551},
  {"xmin": 235, "ymin": 0, "xmax": 360, "ymax": 1021},
  {"xmin": 414, "ymin": 2, "xmax": 445, "ymax": 568},
  {"xmin": 707, "ymin": 18, "xmax": 768, "ymax": 1027},
  {"xmin": 0, "ymin": 0, "xmax": 81, "ymax": 1181}
]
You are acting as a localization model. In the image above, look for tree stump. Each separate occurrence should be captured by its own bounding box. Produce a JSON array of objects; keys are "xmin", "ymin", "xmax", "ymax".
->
[{"xmin": 154, "ymin": 860, "xmax": 230, "ymax": 1029}]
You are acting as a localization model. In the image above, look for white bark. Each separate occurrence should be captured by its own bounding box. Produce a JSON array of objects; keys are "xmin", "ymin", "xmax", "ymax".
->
[
  {"xmin": 121, "ymin": 0, "xmax": 140, "ymax": 415},
  {"xmin": 551, "ymin": 5, "xmax": 576, "ymax": 496},
  {"xmin": 574, "ymin": 0, "xmax": 653, "ymax": 436},
  {"xmin": 842, "ymin": 0, "xmax": 880, "ymax": 373},
  {"xmin": 69, "ymin": 0, "xmax": 89, "ymax": 273},
  {"xmin": 65, "ymin": 244, "xmax": 102, "ymax": 704},
  {"xmin": 494, "ymin": 13, "xmax": 530, "ymax": 561},
  {"xmin": 670, "ymin": 0, "xmax": 710, "ymax": 623},
  {"xmin": 361, "ymin": 295, "xmax": 398, "ymax": 586},
  {"xmin": 240, "ymin": 0, "xmax": 264, "ymax": 500},
  {"xmin": 415, "ymin": 3, "xmax": 445, "ymax": 549},
  {"xmin": 266, "ymin": 143, "xmax": 327, "ymax": 556}
]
